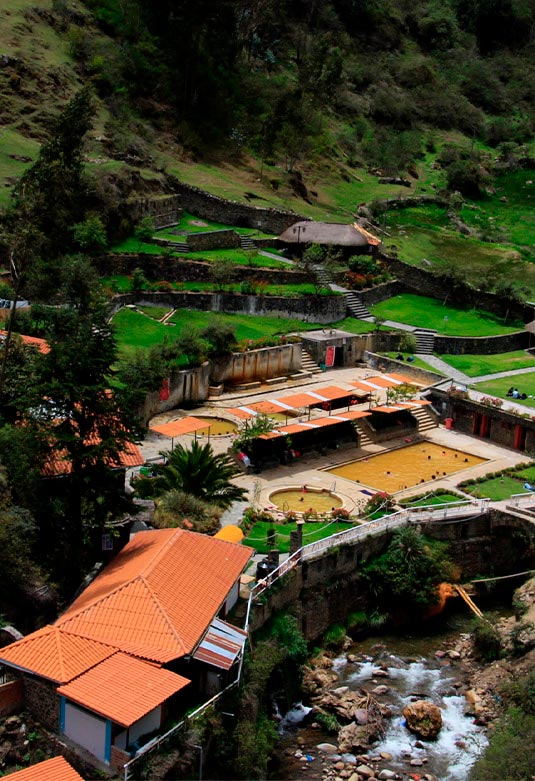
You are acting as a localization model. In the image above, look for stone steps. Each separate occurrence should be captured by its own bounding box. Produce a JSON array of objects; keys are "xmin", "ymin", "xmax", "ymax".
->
[
  {"xmin": 345, "ymin": 292, "xmax": 372, "ymax": 319},
  {"xmin": 240, "ymin": 236, "xmax": 257, "ymax": 250},
  {"xmin": 301, "ymin": 347, "xmax": 323, "ymax": 375},
  {"xmin": 355, "ymin": 421, "xmax": 373, "ymax": 447},
  {"xmin": 412, "ymin": 405, "xmax": 439, "ymax": 432},
  {"xmin": 414, "ymin": 328, "xmax": 436, "ymax": 354}
]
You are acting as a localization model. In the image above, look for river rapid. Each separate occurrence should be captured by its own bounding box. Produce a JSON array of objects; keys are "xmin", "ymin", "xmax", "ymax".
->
[{"xmin": 273, "ymin": 610, "xmax": 496, "ymax": 781}]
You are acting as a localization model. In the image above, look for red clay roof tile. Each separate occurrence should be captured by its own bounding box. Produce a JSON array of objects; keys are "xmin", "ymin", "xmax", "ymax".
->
[{"xmin": 3, "ymin": 756, "xmax": 84, "ymax": 780}]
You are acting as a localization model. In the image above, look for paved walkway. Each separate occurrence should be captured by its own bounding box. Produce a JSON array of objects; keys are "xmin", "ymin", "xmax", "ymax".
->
[
  {"xmin": 416, "ymin": 354, "xmax": 471, "ymax": 383},
  {"xmin": 471, "ymin": 366, "xmax": 535, "ymax": 383}
]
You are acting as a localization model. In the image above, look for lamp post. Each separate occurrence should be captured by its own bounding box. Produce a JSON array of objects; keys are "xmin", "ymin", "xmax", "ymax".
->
[{"xmin": 292, "ymin": 224, "xmax": 306, "ymax": 245}]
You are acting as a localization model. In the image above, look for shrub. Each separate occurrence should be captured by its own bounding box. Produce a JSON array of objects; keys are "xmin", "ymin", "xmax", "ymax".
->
[
  {"xmin": 323, "ymin": 623, "xmax": 347, "ymax": 649},
  {"xmin": 314, "ymin": 711, "xmax": 341, "ymax": 734},
  {"xmin": 471, "ymin": 618, "xmax": 502, "ymax": 661}
]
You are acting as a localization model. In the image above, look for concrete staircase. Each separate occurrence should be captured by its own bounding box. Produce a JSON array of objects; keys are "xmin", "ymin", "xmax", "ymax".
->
[
  {"xmin": 345, "ymin": 291, "xmax": 372, "ymax": 320},
  {"xmin": 312, "ymin": 264, "xmax": 333, "ymax": 289},
  {"xmin": 412, "ymin": 405, "xmax": 439, "ymax": 433},
  {"xmin": 301, "ymin": 347, "xmax": 323, "ymax": 375},
  {"xmin": 240, "ymin": 236, "xmax": 257, "ymax": 250},
  {"xmin": 355, "ymin": 420, "xmax": 373, "ymax": 447},
  {"xmin": 414, "ymin": 328, "xmax": 436, "ymax": 354}
]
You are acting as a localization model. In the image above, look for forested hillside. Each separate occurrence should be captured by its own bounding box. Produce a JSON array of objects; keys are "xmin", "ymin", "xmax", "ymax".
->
[{"xmin": 2, "ymin": 0, "xmax": 535, "ymax": 214}]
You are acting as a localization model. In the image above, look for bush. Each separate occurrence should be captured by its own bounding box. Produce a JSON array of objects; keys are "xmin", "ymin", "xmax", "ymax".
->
[
  {"xmin": 471, "ymin": 618, "xmax": 502, "ymax": 661},
  {"xmin": 323, "ymin": 623, "xmax": 347, "ymax": 649}
]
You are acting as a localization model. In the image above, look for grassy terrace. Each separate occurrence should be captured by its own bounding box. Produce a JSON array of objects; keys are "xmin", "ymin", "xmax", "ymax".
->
[
  {"xmin": 154, "ymin": 210, "xmax": 276, "ymax": 239},
  {"xmin": 382, "ymin": 352, "xmax": 444, "ymax": 374},
  {"xmin": 400, "ymin": 492, "xmax": 465, "ymax": 506},
  {"xmin": 472, "ymin": 374, "xmax": 535, "ymax": 406},
  {"xmin": 371, "ymin": 293, "xmax": 523, "ymax": 336},
  {"xmin": 462, "ymin": 466, "xmax": 535, "ymax": 501},
  {"xmin": 109, "ymin": 240, "xmax": 289, "ymax": 268},
  {"xmin": 440, "ymin": 351, "xmax": 535, "ymax": 378},
  {"xmin": 243, "ymin": 520, "xmax": 354, "ymax": 554},
  {"xmin": 111, "ymin": 308, "xmax": 381, "ymax": 356}
]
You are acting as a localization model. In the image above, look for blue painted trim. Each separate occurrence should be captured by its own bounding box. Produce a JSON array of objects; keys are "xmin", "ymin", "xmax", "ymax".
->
[
  {"xmin": 59, "ymin": 697, "xmax": 66, "ymax": 732},
  {"xmin": 105, "ymin": 719, "xmax": 112, "ymax": 763}
]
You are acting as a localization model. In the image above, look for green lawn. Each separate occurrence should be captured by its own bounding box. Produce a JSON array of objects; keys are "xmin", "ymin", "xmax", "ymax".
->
[
  {"xmin": 166, "ymin": 310, "xmax": 325, "ymax": 340},
  {"xmin": 472, "ymin": 374, "xmax": 535, "ymax": 406},
  {"xmin": 371, "ymin": 294, "xmax": 523, "ymax": 336},
  {"xmin": 137, "ymin": 306, "xmax": 172, "ymax": 320},
  {"xmin": 441, "ymin": 351, "xmax": 535, "ymax": 378},
  {"xmin": 112, "ymin": 307, "xmax": 172, "ymax": 355},
  {"xmin": 383, "ymin": 352, "xmax": 444, "ymax": 374},
  {"xmin": 155, "ymin": 210, "xmax": 276, "ymax": 239},
  {"xmin": 463, "ymin": 476, "xmax": 526, "ymax": 501},
  {"xmin": 244, "ymin": 520, "xmax": 354, "ymax": 554},
  {"xmin": 400, "ymin": 492, "xmax": 466, "ymax": 506},
  {"xmin": 108, "ymin": 240, "xmax": 289, "ymax": 268}
]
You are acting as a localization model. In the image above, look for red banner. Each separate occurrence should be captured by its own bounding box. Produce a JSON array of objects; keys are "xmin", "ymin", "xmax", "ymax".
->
[
  {"xmin": 159, "ymin": 378, "xmax": 170, "ymax": 401},
  {"xmin": 325, "ymin": 345, "xmax": 336, "ymax": 368}
]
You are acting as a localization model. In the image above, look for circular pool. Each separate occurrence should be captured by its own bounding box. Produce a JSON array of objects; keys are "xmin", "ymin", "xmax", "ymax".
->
[
  {"xmin": 195, "ymin": 416, "xmax": 238, "ymax": 436},
  {"xmin": 269, "ymin": 487, "xmax": 343, "ymax": 513}
]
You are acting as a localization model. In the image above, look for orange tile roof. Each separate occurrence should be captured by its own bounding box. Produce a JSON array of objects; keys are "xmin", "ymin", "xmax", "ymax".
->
[
  {"xmin": 42, "ymin": 439, "xmax": 143, "ymax": 478},
  {"xmin": 150, "ymin": 417, "xmax": 210, "ymax": 437},
  {"xmin": 56, "ymin": 529, "xmax": 252, "ymax": 662},
  {"xmin": 1, "ymin": 331, "xmax": 50, "ymax": 355},
  {"xmin": 58, "ymin": 653, "xmax": 190, "ymax": 727},
  {"xmin": 3, "ymin": 756, "xmax": 84, "ymax": 781},
  {"xmin": 0, "ymin": 626, "xmax": 117, "ymax": 684}
]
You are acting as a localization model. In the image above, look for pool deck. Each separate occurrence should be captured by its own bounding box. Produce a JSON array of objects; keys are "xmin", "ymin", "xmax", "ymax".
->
[{"xmin": 135, "ymin": 365, "xmax": 530, "ymax": 513}]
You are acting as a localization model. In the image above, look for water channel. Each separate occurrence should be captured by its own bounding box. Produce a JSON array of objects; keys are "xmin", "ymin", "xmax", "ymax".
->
[{"xmin": 275, "ymin": 608, "xmax": 503, "ymax": 780}]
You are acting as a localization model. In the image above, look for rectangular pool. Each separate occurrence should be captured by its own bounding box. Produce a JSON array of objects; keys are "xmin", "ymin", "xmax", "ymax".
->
[{"xmin": 326, "ymin": 442, "xmax": 486, "ymax": 492}]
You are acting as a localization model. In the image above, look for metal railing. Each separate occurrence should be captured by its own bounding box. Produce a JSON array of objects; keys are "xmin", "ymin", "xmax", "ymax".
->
[
  {"xmin": 509, "ymin": 492, "xmax": 535, "ymax": 509},
  {"xmin": 123, "ymin": 680, "xmax": 239, "ymax": 781},
  {"xmin": 245, "ymin": 498, "xmax": 489, "ymax": 630}
]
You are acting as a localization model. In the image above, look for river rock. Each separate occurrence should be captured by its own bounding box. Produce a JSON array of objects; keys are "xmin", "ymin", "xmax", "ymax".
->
[
  {"xmin": 378, "ymin": 771, "xmax": 396, "ymax": 780},
  {"xmin": 402, "ymin": 700, "xmax": 443, "ymax": 739},
  {"xmin": 371, "ymin": 685, "xmax": 389, "ymax": 696},
  {"xmin": 302, "ymin": 666, "xmax": 338, "ymax": 696},
  {"xmin": 371, "ymin": 668, "xmax": 389, "ymax": 677},
  {"xmin": 355, "ymin": 765, "xmax": 375, "ymax": 778},
  {"xmin": 337, "ymin": 722, "xmax": 370, "ymax": 753},
  {"xmin": 317, "ymin": 743, "xmax": 339, "ymax": 754},
  {"xmin": 380, "ymin": 752, "xmax": 392, "ymax": 760},
  {"xmin": 316, "ymin": 689, "xmax": 371, "ymax": 722}
]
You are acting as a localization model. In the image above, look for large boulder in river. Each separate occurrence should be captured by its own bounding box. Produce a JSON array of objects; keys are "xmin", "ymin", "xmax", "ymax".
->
[
  {"xmin": 301, "ymin": 665, "xmax": 338, "ymax": 696},
  {"xmin": 402, "ymin": 700, "xmax": 443, "ymax": 740}
]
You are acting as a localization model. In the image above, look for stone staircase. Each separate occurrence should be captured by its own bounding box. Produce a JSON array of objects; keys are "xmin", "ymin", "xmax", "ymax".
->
[
  {"xmin": 312, "ymin": 264, "xmax": 333, "ymax": 289},
  {"xmin": 355, "ymin": 420, "xmax": 373, "ymax": 447},
  {"xmin": 345, "ymin": 291, "xmax": 372, "ymax": 320},
  {"xmin": 240, "ymin": 236, "xmax": 257, "ymax": 250},
  {"xmin": 414, "ymin": 328, "xmax": 436, "ymax": 354},
  {"xmin": 412, "ymin": 405, "xmax": 439, "ymax": 433},
  {"xmin": 165, "ymin": 240, "xmax": 191, "ymax": 253},
  {"xmin": 301, "ymin": 347, "xmax": 323, "ymax": 375}
]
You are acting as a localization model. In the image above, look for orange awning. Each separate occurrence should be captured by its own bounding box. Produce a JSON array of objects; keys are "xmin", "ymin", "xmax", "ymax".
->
[
  {"xmin": 226, "ymin": 406, "xmax": 257, "ymax": 419},
  {"xmin": 371, "ymin": 405, "xmax": 405, "ymax": 413},
  {"xmin": 150, "ymin": 417, "xmax": 210, "ymax": 437},
  {"xmin": 278, "ymin": 392, "xmax": 323, "ymax": 408},
  {"xmin": 329, "ymin": 409, "xmax": 372, "ymax": 420}
]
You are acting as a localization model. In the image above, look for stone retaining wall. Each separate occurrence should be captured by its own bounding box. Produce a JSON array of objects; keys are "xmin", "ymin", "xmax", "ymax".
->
[
  {"xmin": 111, "ymin": 291, "xmax": 345, "ymax": 323},
  {"xmin": 434, "ymin": 331, "xmax": 530, "ymax": 354},
  {"xmin": 358, "ymin": 280, "xmax": 404, "ymax": 306},
  {"xmin": 171, "ymin": 180, "xmax": 306, "ymax": 234},
  {"xmin": 186, "ymin": 230, "xmax": 240, "ymax": 251},
  {"xmin": 365, "ymin": 351, "xmax": 444, "ymax": 385},
  {"xmin": 380, "ymin": 252, "xmax": 531, "ymax": 322},
  {"xmin": 250, "ymin": 509, "xmax": 534, "ymax": 641},
  {"xmin": 95, "ymin": 254, "xmax": 308, "ymax": 285},
  {"xmin": 129, "ymin": 195, "xmax": 183, "ymax": 229},
  {"xmin": 22, "ymin": 675, "xmax": 59, "ymax": 731}
]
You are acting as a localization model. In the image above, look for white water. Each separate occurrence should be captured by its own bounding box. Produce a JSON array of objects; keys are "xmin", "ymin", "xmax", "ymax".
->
[
  {"xmin": 279, "ymin": 702, "xmax": 314, "ymax": 734},
  {"xmin": 335, "ymin": 653, "xmax": 488, "ymax": 780}
]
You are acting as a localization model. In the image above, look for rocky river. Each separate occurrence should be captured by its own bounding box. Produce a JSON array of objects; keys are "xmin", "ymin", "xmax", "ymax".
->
[{"xmin": 272, "ymin": 610, "xmax": 504, "ymax": 781}]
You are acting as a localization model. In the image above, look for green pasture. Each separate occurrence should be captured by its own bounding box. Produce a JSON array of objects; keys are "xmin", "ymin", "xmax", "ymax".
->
[
  {"xmin": 371, "ymin": 294, "xmax": 523, "ymax": 336},
  {"xmin": 441, "ymin": 351, "xmax": 535, "ymax": 378},
  {"xmin": 461, "ymin": 170, "xmax": 535, "ymax": 247},
  {"xmin": 381, "ymin": 205, "xmax": 535, "ymax": 294},
  {"xmin": 243, "ymin": 520, "xmax": 354, "ymax": 554},
  {"xmin": 471, "ymin": 374, "xmax": 535, "ymax": 406}
]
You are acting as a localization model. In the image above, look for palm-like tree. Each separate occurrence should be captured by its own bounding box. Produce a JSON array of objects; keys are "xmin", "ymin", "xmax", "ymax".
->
[{"xmin": 152, "ymin": 441, "xmax": 246, "ymax": 509}]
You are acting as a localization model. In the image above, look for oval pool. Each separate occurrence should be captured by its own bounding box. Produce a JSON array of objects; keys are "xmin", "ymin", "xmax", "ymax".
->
[{"xmin": 269, "ymin": 488, "xmax": 343, "ymax": 513}]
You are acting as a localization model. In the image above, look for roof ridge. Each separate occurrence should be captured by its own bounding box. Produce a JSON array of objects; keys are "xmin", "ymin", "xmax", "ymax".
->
[
  {"xmin": 56, "ymin": 529, "xmax": 181, "ymax": 626},
  {"xmin": 139, "ymin": 574, "xmax": 187, "ymax": 656}
]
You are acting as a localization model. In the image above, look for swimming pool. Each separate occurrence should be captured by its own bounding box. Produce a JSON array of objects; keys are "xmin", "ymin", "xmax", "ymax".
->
[{"xmin": 326, "ymin": 442, "xmax": 486, "ymax": 492}]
